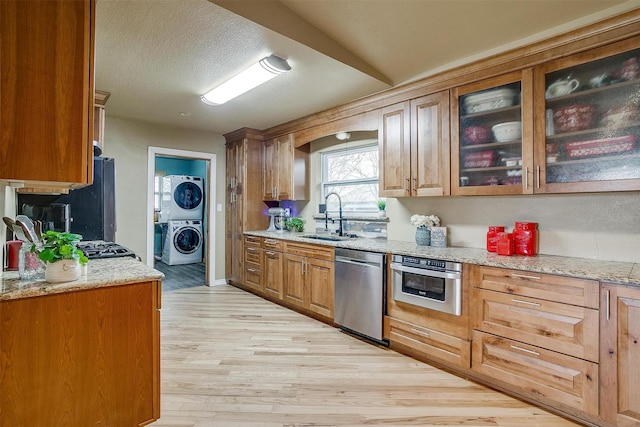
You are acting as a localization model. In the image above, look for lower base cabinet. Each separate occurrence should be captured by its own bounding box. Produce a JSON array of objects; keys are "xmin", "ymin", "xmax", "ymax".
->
[
  {"xmin": 264, "ymin": 248, "xmax": 284, "ymax": 300},
  {"xmin": 472, "ymin": 330, "xmax": 599, "ymax": 416},
  {"xmin": 600, "ymin": 283, "xmax": 640, "ymax": 426},
  {"xmin": 283, "ymin": 251, "xmax": 334, "ymax": 320},
  {"xmin": 0, "ymin": 281, "xmax": 161, "ymax": 426}
]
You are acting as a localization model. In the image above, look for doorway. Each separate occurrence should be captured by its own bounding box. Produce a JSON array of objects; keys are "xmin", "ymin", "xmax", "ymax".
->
[{"xmin": 147, "ymin": 147, "xmax": 216, "ymax": 288}]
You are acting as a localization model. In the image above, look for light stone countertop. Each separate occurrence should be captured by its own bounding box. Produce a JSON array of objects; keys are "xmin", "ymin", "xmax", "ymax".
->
[
  {"xmin": 0, "ymin": 257, "xmax": 164, "ymax": 301},
  {"xmin": 246, "ymin": 230, "xmax": 640, "ymax": 286}
]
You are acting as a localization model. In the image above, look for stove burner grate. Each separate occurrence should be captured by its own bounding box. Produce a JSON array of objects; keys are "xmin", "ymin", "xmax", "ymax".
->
[{"xmin": 77, "ymin": 242, "xmax": 136, "ymax": 260}]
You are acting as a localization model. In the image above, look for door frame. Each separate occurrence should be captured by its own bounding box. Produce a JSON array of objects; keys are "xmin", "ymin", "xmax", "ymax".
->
[{"xmin": 147, "ymin": 146, "xmax": 216, "ymax": 286}]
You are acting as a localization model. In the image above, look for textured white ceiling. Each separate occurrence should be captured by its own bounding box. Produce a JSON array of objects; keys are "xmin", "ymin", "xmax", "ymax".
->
[{"xmin": 95, "ymin": 0, "xmax": 639, "ymax": 138}]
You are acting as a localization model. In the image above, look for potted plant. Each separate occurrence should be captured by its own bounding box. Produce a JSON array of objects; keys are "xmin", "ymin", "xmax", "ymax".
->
[
  {"xmin": 34, "ymin": 231, "xmax": 89, "ymax": 283},
  {"xmin": 410, "ymin": 214, "xmax": 440, "ymax": 246},
  {"xmin": 284, "ymin": 217, "xmax": 305, "ymax": 232},
  {"xmin": 377, "ymin": 199, "xmax": 386, "ymax": 218}
]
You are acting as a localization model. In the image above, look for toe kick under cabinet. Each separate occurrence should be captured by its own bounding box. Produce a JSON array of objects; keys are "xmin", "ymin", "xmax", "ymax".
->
[{"xmin": 470, "ymin": 265, "xmax": 600, "ymax": 417}]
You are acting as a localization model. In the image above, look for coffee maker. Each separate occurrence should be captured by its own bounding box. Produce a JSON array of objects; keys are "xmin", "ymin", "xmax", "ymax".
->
[{"xmin": 266, "ymin": 207, "xmax": 286, "ymax": 232}]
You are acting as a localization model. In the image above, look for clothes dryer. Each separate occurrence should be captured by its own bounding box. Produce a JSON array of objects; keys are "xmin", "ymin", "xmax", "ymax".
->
[
  {"xmin": 161, "ymin": 220, "xmax": 203, "ymax": 265},
  {"xmin": 159, "ymin": 175, "xmax": 204, "ymax": 222}
]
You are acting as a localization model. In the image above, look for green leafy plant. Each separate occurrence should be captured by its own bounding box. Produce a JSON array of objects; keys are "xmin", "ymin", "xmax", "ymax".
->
[
  {"xmin": 377, "ymin": 199, "xmax": 386, "ymax": 211},
  {"xmin": 284, "ymin": 217, "xmax": 305, "ymax": 232},
  {"xmin": 33, "ymin": 231, "xmax": 89, "ymax": 266}
]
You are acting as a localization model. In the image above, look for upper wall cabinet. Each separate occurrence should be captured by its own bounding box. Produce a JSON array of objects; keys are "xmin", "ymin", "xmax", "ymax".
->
[
  {"xmin": 451, "ymin": 71, "xmax": 533, "ymax": 196},
  {"xmin": 379, "ymin": 91, "xmax": 450, "ymax": 197},
  {"xmin": 262, "ymin": 133, "xmax": 309, "ymax": 201},
  {"xmin": 0, "ymin": 0, "xmax": 95, "ymax": 188},
  {"xmin": 533, "ymin": 37, "xmax": 640, "ymax": 193}
]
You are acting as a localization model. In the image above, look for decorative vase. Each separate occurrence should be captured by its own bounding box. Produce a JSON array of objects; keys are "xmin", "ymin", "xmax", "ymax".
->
[
  {"xmin": 415, "ymin": 227, "xmax": 431, "ymax": 246},
  {"xmin": 45, "ymin": 260, "xmax": 82, "ymax": 283}
]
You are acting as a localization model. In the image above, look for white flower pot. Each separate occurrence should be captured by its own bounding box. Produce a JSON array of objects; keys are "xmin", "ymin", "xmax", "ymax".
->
[
  {"xmin": 45, "ymin": 260, "xmax": 82, "ymax": 283},
  {"xmin": 378, "ymin": 210, "xmax": 386, "ymax": 218}
]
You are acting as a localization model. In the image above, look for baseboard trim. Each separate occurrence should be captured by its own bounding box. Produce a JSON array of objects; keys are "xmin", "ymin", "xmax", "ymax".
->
[{"xmin": 210, "ymin": 279, "xmax": 228, "ymax": 287}]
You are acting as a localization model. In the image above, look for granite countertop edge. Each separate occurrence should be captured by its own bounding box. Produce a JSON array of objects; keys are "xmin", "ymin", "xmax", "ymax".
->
[
  {"xmin": 246, "ymin": 230, "xmax": 640, "ymax": 286},
  {"xmin": 1, "ymin": 257, "xmax": 164, "ymax": 301}
]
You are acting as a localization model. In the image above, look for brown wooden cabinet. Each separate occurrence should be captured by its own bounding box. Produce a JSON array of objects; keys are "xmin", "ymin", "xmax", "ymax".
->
[
  {"xmin": 224, "ymin": 129, "xmax": 268, "ymax": 286},
  {"xmin": 282, "ymin": 242, "xmax": 334, "ymax": 320},
  {"xmin": 471, "ymin": 265, "xmax": 599, "ymax": 416},
  {"xmin": 263, "ymin": 238, "xmax": 284, "ymax": 300},
  {"xmin": 600, "ymin": 283, "xmax": 640, "ymax": 426},
  {"xmin": 385, "ymin": 264, "xmax": 471, "ymax": 369},
  {"xmin": 0, "ymin": 281, "xmax": 161, "ymax": 426},
  {"xmin": 0, "ymin": 0, "xmax": 95, "ymax": 188},
  {"xmin": 379, "ymin": 91, "xmax": 451, "ymax": 197},
  {"xmin": 533, "ymin": 37, "xmax": 640, "ymax": 193},
  {"xmin": 244, "ymin": 235, "xmax": 263, "ymax": 293},
  {"xmin": 451, "ymin": 70, "xmax": 533, "ymax": 195},
  {"xmin": 262, "ymin": 133, "xmax": 309, "ymax": 201}
]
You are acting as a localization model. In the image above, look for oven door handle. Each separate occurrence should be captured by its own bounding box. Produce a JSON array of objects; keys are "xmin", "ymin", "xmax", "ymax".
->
[{"xmin": 390, "ymin": 262, "xmax": 461, "ymax": 280}]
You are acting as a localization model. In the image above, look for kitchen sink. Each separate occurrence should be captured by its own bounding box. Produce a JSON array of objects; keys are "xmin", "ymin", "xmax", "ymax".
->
[{"xmin": 301, "ymin": 234, "xmax": 353, "ymax": 242}]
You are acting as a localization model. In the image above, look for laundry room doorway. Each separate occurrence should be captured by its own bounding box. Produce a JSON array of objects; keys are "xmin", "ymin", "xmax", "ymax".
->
[{"xmin": 147, "ymin": 147, "xmax": 216, "ymax": 289}]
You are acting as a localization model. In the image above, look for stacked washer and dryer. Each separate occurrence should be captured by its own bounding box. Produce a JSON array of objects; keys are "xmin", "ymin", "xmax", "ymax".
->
[{"xmin": 159, "ymin": 175, "xmax": 205, "ymax": 266}]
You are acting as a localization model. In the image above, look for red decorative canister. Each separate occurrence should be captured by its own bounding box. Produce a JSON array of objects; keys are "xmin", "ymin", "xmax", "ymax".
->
[
  {"xmin": 496, "ymin": 232, "xmax": 515, "ymax": 256},
  {"xmin": 486, "ymin": 226, "xmax": 505, "ymax": 252},
  {"xmin": 513, "ymin": 221, "xmax": 538, "ymax": 256}
]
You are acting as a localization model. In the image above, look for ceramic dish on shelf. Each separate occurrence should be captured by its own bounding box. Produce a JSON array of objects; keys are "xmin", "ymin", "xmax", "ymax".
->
[
  {"xmin": 492, "ymin": 121, "xmax": 521, "ymax": 142},
  {"xmin": 565, "ymin": 134, "xmax": 637, "ymax": 158},
  {"xmin": 462, "ymin": 126, "xmax": 492, "ymax": 145},
  {"xmin": 553, "ymin": 104, "xmax": 596, "ymax": 133},
  {"xmin": 463, "ymin": 88, "xmax": 517, "ymax": 114}
]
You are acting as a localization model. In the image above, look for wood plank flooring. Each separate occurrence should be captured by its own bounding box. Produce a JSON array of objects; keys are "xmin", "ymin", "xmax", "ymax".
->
[{"xmin": 150, "ymin": 285, "xmax": 581, "ymax": 427}]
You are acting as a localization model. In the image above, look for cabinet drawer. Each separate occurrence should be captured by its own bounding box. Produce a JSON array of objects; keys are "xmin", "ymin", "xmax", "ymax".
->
[
  {"xmin": 284, "ymin": 242, "xmax": 334, "ymax": 261},
  {"xmin": 244, "ymin": 266, "xmax": 262, "ymax": 291},
  {"xmin": 473, "ymin": 266, "xmax": 599, "ymax": 309},
  {"xmin": 244, "ymin": 246, "xmax": 262, "ymax": 265},
  {"xmin": 472, "ymin": 331, "xmax": 598, "ymax": 416},
  {"xmin": 263, "ymin": 238, "xmax": 283, "ymax": 251},
  {"xmin": 244, "ymin": 235, "xmax": 263, "ymax": 247},
  {"xmin": 388, "ymin": 317, "xmax": 471, "ymax": 368},
  {"xmin": 473, "ymin": 288, "xmax": 599, "ymax": 362}
]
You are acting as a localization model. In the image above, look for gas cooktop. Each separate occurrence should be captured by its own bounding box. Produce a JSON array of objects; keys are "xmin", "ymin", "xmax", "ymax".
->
[{"xmin": 77, "ymin": 241, "xmax": 136, "ymax": 260}]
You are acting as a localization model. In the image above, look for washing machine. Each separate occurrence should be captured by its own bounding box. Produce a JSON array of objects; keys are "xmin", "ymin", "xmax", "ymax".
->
[
  {"xmin": 162, "ymin": 220, "xmax": 204, "ymax": 265},
  {"xmin": 159, "ymin": 175, "xmax": 204, "ymax": 222}
]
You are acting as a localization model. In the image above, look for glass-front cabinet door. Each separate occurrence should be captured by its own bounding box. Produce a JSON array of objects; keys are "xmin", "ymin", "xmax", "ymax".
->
[
  {"xmin": 534, "ymin": 38, "xmax": 640, "ymax": 193},
  {"xmin": 451, "ymin": 70, "xmax": 533, "ymax": 195}
]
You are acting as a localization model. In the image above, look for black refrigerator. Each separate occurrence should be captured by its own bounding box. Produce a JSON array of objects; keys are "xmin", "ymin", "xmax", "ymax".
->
[{"xmin": 18, "ymin": 157, "xmax": 116, "ymax": 242}]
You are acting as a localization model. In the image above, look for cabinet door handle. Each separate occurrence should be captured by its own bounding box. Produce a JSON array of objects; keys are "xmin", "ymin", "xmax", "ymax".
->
[
  {"xmin": 524, "ymin": 166, "xmax": 528, "ymax": 190},
  {"xmin": 536, "ymin": 165, "xmax": 541, "ymax": 189},
  {"xmin": 265, "ymin": 239, "xmax": 277, "ymax": 244},
  {"xmin": 265, "ymin": 251, "xmax": 275, "ymax": 256},
  {"xmin": 410, "ymin": 328, "xmax": 430, "ymax": 337},
  {"xmin": 247, "ymin": 268, "xmax": 257, "ymax": 273},
  {"xmin": 511, "ymin": 298, "xmax": 541, "ymax": 307},
  {"xmin": 412, "ymin": 177, "xmax": 417, "ymax": 194},
  {"xmin": 246, "ymin": 247, "xmax": 257, "ymax": 252},
  {"xmin": 605, "ymin": 289, "xmax": 611, "ymax": 321},
  {"xmin": 510, "ymin": 345, "xmax": 540, "ymax": 356},
  {"xmin": 510, "ymin": 273, "xmax": 541, "ymax": 280},
  {"xmin": 230, "ymin": 193, "xmax": 235, "ymax": 204},
  {"xmin": 403, "ymin": 176, "xmax": 408, "ymax": 192}
]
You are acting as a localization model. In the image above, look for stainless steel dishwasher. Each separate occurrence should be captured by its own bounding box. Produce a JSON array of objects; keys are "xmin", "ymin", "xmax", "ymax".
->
[{"xmin": 334, "ymin": 248, "xmax": 387, "ymax": 344}]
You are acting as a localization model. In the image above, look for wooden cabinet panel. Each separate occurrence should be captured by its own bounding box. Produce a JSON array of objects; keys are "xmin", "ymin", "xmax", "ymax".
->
[
  {"xmin": 600, "ymin": 283, "xmax": 640, "ymax": 426},
  {"xmin": 283, "ymin": 254, "xmax": 306, "ymax": 308},
  {"xmin": 0, "ymin": 282, "xmax": 160, "ymax": 425},
  {"xmin": 307, "ymin": 258, "xmax": 334, "ymax": 318},
  {"xmin": 410, "ymin": 92, "xmax": 451, "ymax": 196},
  {"xmin": 284, "ymin": 242, "xmax": 334, "ymax": 261},
  {"xmin": 379, "ymin": 102, "xmax": 411, "ymax": 197},
  {"xmin": 0, "ymin": 0, "xmax": 94, "ymax": 187},
  {"xmin": 472, "ymin": 331, "xmax": 598, "ymax": 416},
  {"xmin": 473, "ymin": 288, "xmax": 599, "ymax": 362},
  {"xmin": 389, "ymin": 317, "xmax": 471, "ymax": 368},
  {"xmin": 472, "ymin": 265, "xmax": 599, "ymax": 309},
  {"xmin": 264, "ymin": 250, "xmax": 283, "ymax": 300},
  {"xmin": 262, "ymin": 134, "xmax": 309, "ymax": 201}
]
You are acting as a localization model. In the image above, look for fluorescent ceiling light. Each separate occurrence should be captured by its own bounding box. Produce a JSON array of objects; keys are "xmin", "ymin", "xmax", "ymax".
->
[{"xmin": 201, "ymin": 55, "xmax": 291, "ymax": 106}]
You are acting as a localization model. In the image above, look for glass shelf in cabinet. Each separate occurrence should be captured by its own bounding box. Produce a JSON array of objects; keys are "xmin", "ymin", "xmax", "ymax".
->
[
  {"xmin": 460, "ymin": 140, "xmax": 522, "ymax": 150},
  {"xmin": 544, "ymin": 78, "xmax": 640, "ymax": 105},
  {"xmin": 460, "ymin": 104, "xmax": 521, "ymax": 120}
]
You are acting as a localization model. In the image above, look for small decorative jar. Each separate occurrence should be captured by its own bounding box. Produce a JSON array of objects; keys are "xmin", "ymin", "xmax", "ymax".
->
[
  {"xmin": 513, "ymin": 221, "xmax": 538, "ymax": 256},
  {"xmin": 18, "ymin": 243, "xmax": 45, "ymax": 280},
  {"xmin": 415, "ymin": 227, "xmax": 431, "ymax": 246},
  {"xmin": 496, "ymin": 232, "xmax": 515, "ymax": 256},
  {"xmin": 486, "ymin": 226, "xmax": 505, "ymax": 252}
]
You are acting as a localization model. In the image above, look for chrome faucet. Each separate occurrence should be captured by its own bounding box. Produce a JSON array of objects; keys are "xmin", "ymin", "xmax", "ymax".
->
[{"xmin": 324, "ymin": 192, "xmax": 345, "ymax": 236}]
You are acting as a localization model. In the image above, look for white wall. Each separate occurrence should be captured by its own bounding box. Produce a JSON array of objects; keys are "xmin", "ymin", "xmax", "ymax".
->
[
  {"xmin": 103, "ymin": 117, "xmax": 227, "ymax": 280},
  {"xmin": 296, "ymin": 137, "xmax": 640, "ymax": 264}
]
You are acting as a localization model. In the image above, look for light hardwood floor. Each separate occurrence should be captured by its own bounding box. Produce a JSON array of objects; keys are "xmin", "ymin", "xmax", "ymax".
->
[{"xmin": 150, "ymin": 285, "xmax": 581, "ymax": 427}]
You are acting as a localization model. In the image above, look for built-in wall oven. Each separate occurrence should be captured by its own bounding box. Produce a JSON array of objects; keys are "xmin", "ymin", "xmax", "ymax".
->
[{"xmin": 390, "ymin": 254, "xmax": 463, "ymax": 316}]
